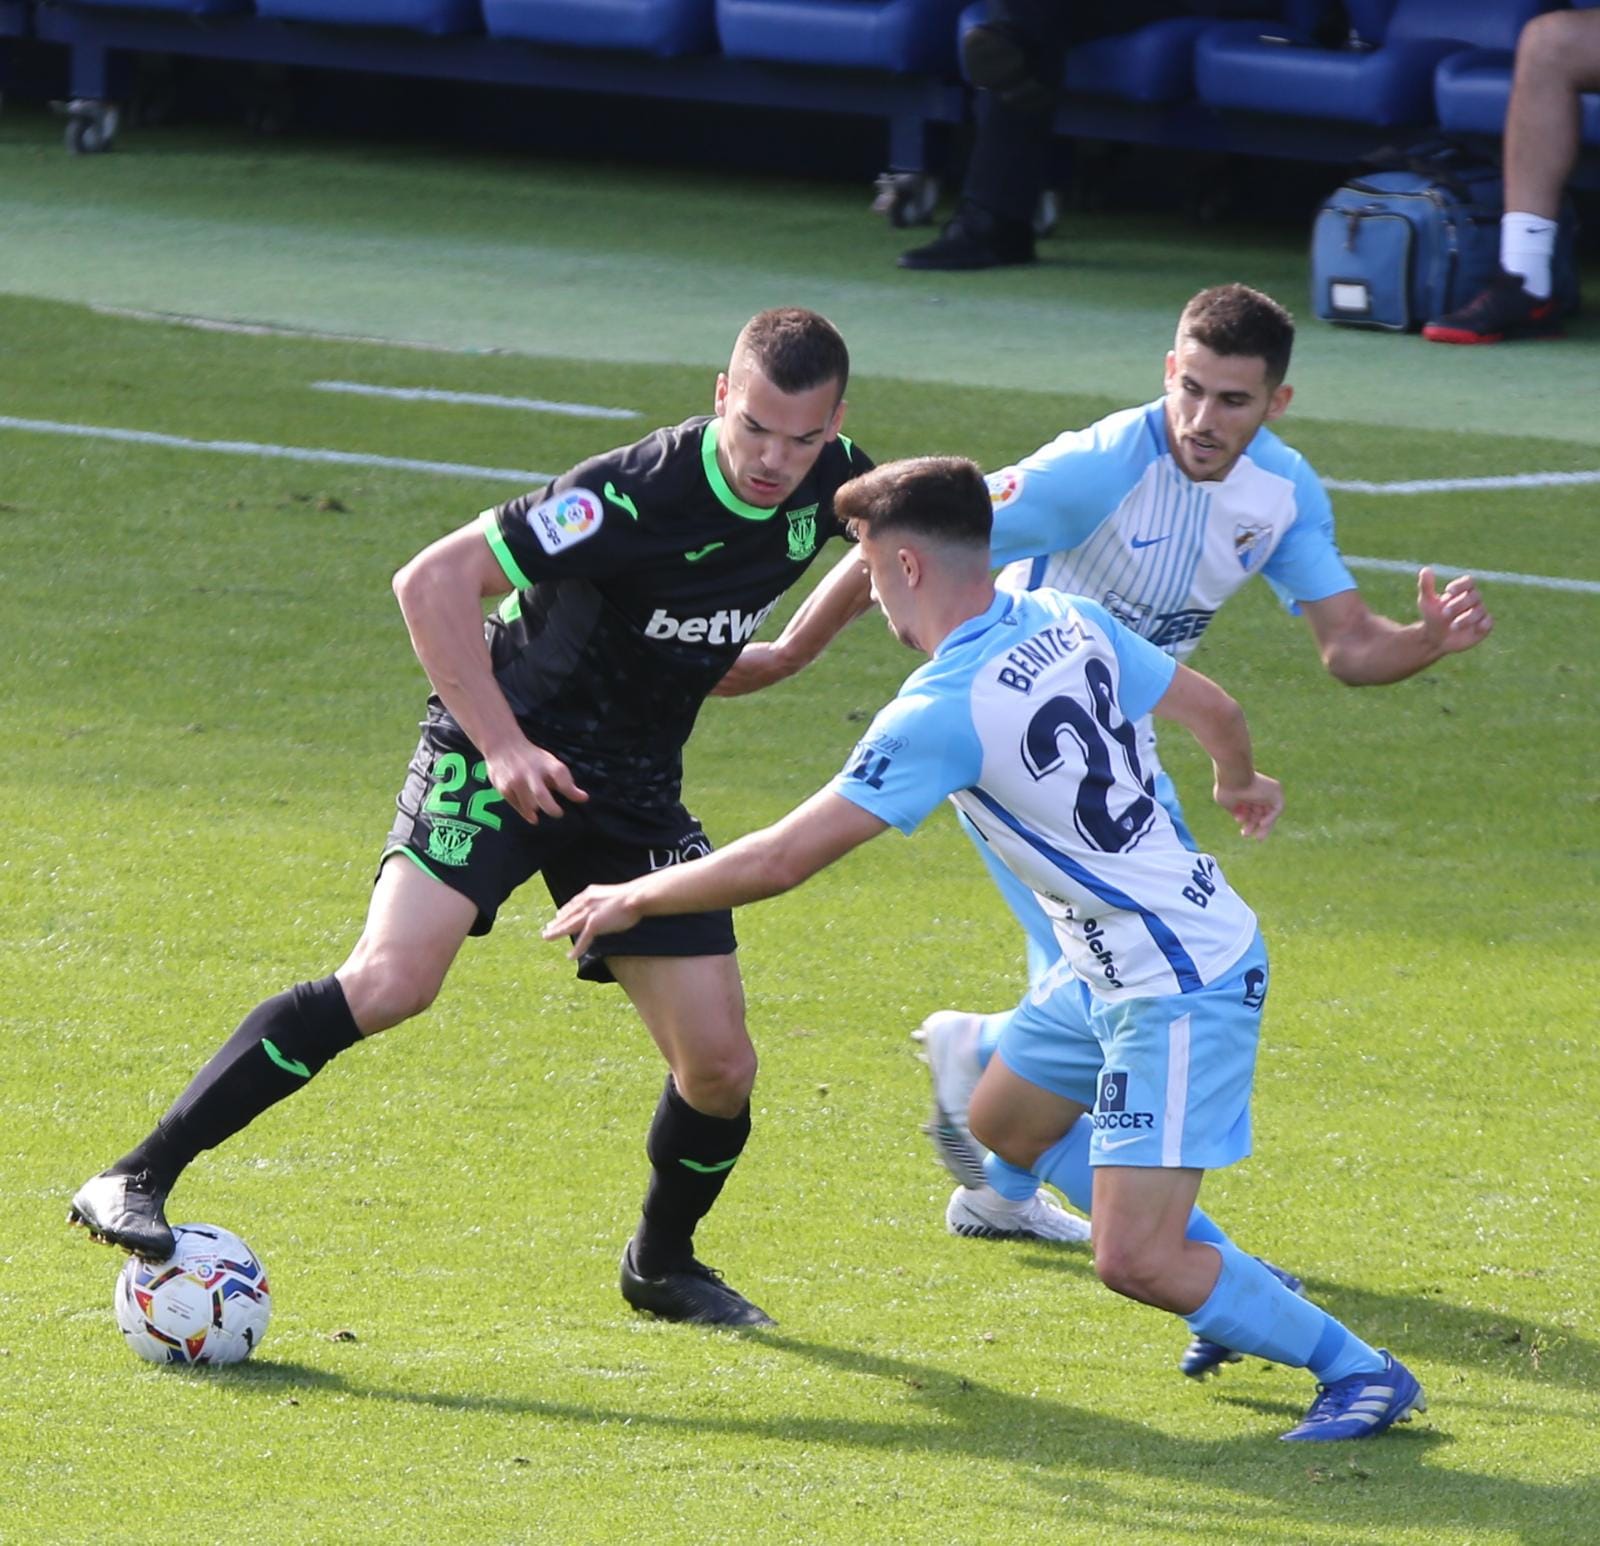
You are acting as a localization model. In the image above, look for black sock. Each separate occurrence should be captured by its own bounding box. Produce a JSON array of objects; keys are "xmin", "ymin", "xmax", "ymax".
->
[
  {"xmin": 111, "ymin": 976, "xmax": 361, "ymax": 1189},
  {"xmin": 633, "ymin": 1076, "xmax": 751, "ymax": 1276}
]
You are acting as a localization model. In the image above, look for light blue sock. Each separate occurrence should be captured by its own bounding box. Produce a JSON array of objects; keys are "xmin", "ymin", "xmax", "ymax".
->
[
  {"xmin": 1032, "ymin": 1121, "xmax": 1093, "ymax": 1211},
  {"xmin": 983, "ymin": 1151, "xmax": 1041, "ymax": 1201},
  {"xmin": 1188, "ymin": 1237, "xmax": 1383, "ymax": 1380},
  {"xmin": 1031, "ymin": 1121, "xmax": 1229, "ymax": 1246},
  {"xmin": 975, "ymin": 1012, "xmax": 1006, "ymax": 1069}
]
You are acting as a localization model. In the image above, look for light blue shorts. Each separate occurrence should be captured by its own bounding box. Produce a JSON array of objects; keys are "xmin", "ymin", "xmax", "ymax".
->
[
  {"xmin": 959, "ymin": 770, "xmax": 1198, "ymax": 985},
  {"xmin": 994, "ymin": 929, "xmax": 1268, "ymax": 1172}
]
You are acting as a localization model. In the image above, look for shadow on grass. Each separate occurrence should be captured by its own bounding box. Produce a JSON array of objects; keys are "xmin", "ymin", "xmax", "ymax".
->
[
  {"xmin": 226, "ymin": 1328, "xmax": 1598, "ymax": 1543},
  {"xmin": 1001, "ymin": 1242, "xmax": 1597, "ymax": 1397}
]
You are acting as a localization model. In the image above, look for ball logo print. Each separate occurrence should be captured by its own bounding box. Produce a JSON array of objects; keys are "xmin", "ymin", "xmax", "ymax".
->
[{"xmin": 115, "ymin": 1224, "xmax": 271, "ymax": 1366}]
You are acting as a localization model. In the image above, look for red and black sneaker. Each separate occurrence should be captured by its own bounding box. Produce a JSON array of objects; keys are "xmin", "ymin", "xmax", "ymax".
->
[{"xmin": 1422, "ymin": 270, "xmax": 1564, "ymax": 344}]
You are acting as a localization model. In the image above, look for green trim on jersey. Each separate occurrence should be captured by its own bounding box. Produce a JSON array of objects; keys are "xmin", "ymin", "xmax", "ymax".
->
[
  {"xmin": 498, "ymin": 592, "xmax": 522, "ymax": 624},
  {"xmin": 838, "ymin": 432, "xmax": 856, "ymax": 462},
  {"xmin": 478, "ymin": 506, "xmax": 534, "ymax": 590},
  {"xmin": 700, "ymin": 420, "xmax": 778, "ymax": 522}
]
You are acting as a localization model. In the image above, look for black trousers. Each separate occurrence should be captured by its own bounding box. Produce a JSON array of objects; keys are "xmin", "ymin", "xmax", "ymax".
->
[{"xmin": 962, "ymin": 1, "xmax": 1278, "ymax": 222}]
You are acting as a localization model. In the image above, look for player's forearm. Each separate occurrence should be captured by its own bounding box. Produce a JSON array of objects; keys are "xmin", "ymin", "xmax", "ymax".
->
[
  {"xmin": 1320, "ymin": 618, "xmax": 1444, "ymax": 686},
  {"xmin": 624, "ymin": 827, "xmax": 803, "ymax": 919},
  {"xmin": 1156, "ymin": 667, "xmax": 1256, "ymax": 787},
  {"xmin": 392, "ymin": 561, "xmax": 524, "ymax": 758},
  {"xmin": 767, "ymin": 548, "xmax": 873, "ymax": 675}
]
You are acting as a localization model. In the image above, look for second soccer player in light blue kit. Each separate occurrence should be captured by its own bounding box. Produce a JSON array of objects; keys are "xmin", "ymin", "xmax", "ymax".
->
[
  {"xmin": 722, "ymin": 284, "xmax": 1493, "ymax": 1258},
  {"xmin": 543, "ymin": 455, "xmax": 1426, "ymax": 1442}
]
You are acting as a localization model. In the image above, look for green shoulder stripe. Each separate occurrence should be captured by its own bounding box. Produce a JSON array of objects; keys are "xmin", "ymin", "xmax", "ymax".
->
[{"xmin": 478, "ymin": 507, "xmax": 534, "ymax": 591}]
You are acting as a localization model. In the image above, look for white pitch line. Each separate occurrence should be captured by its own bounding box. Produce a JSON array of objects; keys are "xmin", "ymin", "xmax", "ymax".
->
[
  {"xmin": 91, "ymin": 304, "xmax": 507, "ymax": 355},
  {"xmin": 311, "ymin": 379, "xmax": 639, "ymax": 420},
  {"xmin": 0, "ymin": 415, "xmax": 549, "ymax": 484},
  {"xmin": 1325, "ymin": 469, "xmax": 1600, "ymax": 494},
  {"xmin": 3, "ymin": 412, "xmax": 1597, "ymax": 595},
  {"xmin": 1344, "ymin": 556, "xmax": 1600, "ymax": 595}
]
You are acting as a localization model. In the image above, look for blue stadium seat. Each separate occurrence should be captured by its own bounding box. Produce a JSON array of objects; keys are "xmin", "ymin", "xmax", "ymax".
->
[
  {"xmin": 1061, "ymin": 18, "xmax": 1213, "ymax": 105},
  {"xmin": 55, "ymin": 0, "xmax": 251, "ymax": 13},
  {"xmin": 957, "ymin": 3, "xmax": 1311, "ymax": 108},
  {"xmin": 254, "ymin": 0, "xmax": 483, "ymax": 32},
  {"xmin": 482, "ymin": 0, "xmax": 715, "ymax": 57},
  {"xmin": 1435, "ymin": 0, "xmax": 1600, "ymax": 144},
  {"xmin": 1194, "ymin": 0, "xmax": 1556, "ymax": 127},
  {"xmin": 716, "ymin": 0, "xmax": 971, "ymax": 75}
]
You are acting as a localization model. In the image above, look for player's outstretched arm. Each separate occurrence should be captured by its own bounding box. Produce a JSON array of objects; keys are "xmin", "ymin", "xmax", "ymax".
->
[
  {"xmin": 1152, "ymin": 664, "xmax": 1283, "ymax": 841},
  {"xmin": 712, "ymin": 547, "xmax": 874, "ymax": 696},
  {"xmin": 1301, "ymin": 569, "xmax": 1493, "ymax": 686},
  {"xmin": 543, "ymin": 790, "xmax": 888, "ymax": 956},
  {"xmin": 393, "ymin": 521, "xmax": 587, "ymax": 823}
]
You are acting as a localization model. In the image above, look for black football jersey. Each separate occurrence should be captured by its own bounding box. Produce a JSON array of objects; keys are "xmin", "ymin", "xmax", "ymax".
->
[{"xmin": 473, "ymin": 415, "xmax": 871, "ymax": 819}]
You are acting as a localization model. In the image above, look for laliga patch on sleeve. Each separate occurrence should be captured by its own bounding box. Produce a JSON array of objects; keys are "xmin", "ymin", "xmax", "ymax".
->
[
  {"xmin": 527, "ymin": 487, "xmax": 604, "ymax": 555},
  {"xmin": 986, "ymin": 468, "xmax": 1024, "ymax": 508}
]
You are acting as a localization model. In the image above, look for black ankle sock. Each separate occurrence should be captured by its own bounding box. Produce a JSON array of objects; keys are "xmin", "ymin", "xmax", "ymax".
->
[
  {"xmin": 633, "ymin": 1076, "xmax": 751, "ymax": 1277},
  {"xmin": 113, "ymin": 976, "xmax": 361, "ymax": 1189}
]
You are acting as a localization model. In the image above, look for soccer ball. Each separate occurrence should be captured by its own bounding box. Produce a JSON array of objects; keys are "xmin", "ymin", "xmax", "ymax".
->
[{"xmin": 114, "ymin": 1223, "xmax": 271, "ymax": 1366}]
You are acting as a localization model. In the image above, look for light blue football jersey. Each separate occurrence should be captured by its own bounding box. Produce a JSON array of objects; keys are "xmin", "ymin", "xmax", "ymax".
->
[
  {"xmin": 828, "ymin": 588, "xmax": 1259, "ymax": 1001},
  {"xmin": 986, "ymin": 401, "xmax": 1354, "ymax": 778}
]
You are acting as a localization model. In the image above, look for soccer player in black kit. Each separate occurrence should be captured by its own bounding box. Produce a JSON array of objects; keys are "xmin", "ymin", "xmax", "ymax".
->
[{"xmin": 70, "ymin": 308, "xmax": 870, "ymax": 1327}]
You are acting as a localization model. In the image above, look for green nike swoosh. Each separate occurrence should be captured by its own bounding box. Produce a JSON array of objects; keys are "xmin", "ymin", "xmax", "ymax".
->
[
  {"xmin": 603, "ymin": 481, "xmax": 638, "ymax": 519},
  {"xmin": 679, "ymin": 1156, "xmax": 738, "ymax": 1174},
  {"xmin": 684, "ymin": 542, "xmax": 725, "ymax": 563},
  {"xmin": 262, "ymin": 1038, "xmax": 311, "ymax": 1079}
]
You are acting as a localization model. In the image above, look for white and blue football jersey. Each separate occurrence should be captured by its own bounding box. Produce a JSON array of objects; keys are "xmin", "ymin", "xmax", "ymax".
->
[
  {"xmin": 986, "ymin": 401, "xmax": 1354, "ymax": 777},
  {"xmin": 829, "ymin": 588, "xmax": 1259, "ymax": 1001}
]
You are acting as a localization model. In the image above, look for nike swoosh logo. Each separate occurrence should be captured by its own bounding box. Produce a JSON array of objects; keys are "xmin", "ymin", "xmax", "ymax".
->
[
  {"xmin": 679, "ymin": 1156, "xmax": 738, "ymax": 1173},
  {"xmin": 603, "ymin": 481, "xmax": 638, "ymax": 519},
  {"xmin": 684, "ymin": 542, "xmax": 725, "ymax": 563},
  {"xmin": 262, "ymin": 1038, "xmax": 311, "ymax": 1079},
  {"xmin": 1130, "ymin": 535, "xmax": 1169, "ymax": 550},
  {"xmin": 1097, "ymin": 1135, "xmax": 1144, "ymax": 1152}
]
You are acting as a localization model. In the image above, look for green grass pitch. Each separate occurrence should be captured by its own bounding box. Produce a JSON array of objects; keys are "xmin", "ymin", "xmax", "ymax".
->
[{"xmin": 1, "ymin": 106, "xmax": 1597, "ymax": 1545}]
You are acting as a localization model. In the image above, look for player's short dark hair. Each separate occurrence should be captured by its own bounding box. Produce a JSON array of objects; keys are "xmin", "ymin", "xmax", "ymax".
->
[
  {"xmin": 734, "ymin": 308, "xmax": 850, "ymax": 398},
  {"xmin": 835, "ymin": 456, "xmax": 991, "ymax": 549},
  {"xmin": 1178, "ymin": 284, "xmax": 1295, "ymax": 387}
]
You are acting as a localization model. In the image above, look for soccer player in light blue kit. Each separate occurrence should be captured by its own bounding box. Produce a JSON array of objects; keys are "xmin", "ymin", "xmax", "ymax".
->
[
  {"xmin": 544, "ymin": 455, "xmax": 1427, "ymax": 1442},
  {"xmin": 722, "ymin": 284, "xmax": 1493, "ymax": 1262}
]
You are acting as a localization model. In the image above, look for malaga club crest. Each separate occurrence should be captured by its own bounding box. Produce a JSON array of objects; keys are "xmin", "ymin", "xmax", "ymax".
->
[{"xmin": 1233, "ymin": 521, "xmax": 1272, "ymax": 571}]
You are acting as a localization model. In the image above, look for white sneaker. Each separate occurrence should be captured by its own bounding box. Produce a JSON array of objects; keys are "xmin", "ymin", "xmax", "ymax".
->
[
  {"xmin": 946, "ymin": 1184, "xmax": 1091, "ymax": 1245},
  {"xmin": 913, "ymin": 1011, "xmax": 988, "ymax": 1187}
]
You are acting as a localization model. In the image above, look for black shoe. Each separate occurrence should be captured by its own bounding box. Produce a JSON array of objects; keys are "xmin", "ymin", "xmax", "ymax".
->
[
  {"xmin": 899, "ymin": 203, "xmax": 1036, "ymax": 271},
  {"xmin": 619, "ymin": 1241, "xmax": 775, "ymax": 1327},
  {"xmin": 961, "ymin": 22, "xmax": 1056, "ymax": 116},
  {"xmin": 1422, "ymin": 269, "xmax": 1565, "ymax": 344},
  {"xmin": 68, "ymin": 1168, "xmax": 176, "ymax": 1260}
]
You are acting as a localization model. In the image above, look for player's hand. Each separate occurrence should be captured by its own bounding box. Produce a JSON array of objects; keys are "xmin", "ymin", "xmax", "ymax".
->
[
  {"xmin": 484, "ymin": 740, "xmax": 588, "ymax": 824},
  {"xmin": 1215, "ymin": 772, "xmax": 1282, "ymax": 841},
  {"xmin": 542, "ymin": 884, "xmax": 639, "ymax": 958},
  {"xmin": 711, "ymin": 644, "xmax": 792, "ymax": 697},
  {"xmin": 1418, "ymin": 567, "xmax": 1493, "ymax": 655}
]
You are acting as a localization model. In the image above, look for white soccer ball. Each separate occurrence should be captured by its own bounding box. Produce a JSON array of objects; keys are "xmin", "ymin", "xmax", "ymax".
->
[{"xmin": 114, "ymin": 1223, "xmax": 272, "ymax": 1366}]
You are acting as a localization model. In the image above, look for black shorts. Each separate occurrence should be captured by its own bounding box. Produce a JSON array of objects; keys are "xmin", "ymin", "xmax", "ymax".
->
[{"xmin": 382, "ymin": 715, "xmax": 736, "ymax": 984}]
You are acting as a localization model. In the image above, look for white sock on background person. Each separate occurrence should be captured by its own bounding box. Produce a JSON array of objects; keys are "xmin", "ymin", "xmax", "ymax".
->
[{"xmin": 1500, "ymin": 212, "xmax": 1558, "ymax": 299}]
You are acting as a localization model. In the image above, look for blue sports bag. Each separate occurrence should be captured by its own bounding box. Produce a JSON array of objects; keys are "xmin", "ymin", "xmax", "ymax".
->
[{"xmin": 1311, "ymin": 146, "xmax": 1578, "ymax": 331}]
